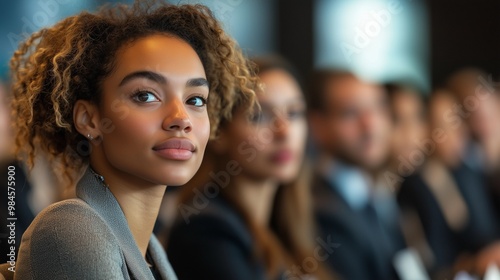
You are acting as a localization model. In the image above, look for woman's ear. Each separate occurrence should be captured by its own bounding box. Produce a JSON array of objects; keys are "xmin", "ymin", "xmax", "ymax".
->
[{"xmin": 73, "ymin": 100, "xmax": 101, "ymax": 141}]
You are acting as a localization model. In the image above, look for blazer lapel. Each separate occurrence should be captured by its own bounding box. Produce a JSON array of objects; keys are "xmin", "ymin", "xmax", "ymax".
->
[
  {"xmin": 76, "ymin": 167, "xmax": 154, "ymax": 280},
  {"xmin": 148, "ymin": 235, "xmax": 178, "ymax": 280}
]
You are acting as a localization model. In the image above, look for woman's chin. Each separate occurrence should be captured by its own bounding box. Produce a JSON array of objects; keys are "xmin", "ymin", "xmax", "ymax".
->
[{"xmin": 158, "ymin": 174, "xmax": 194, "ymax": 187}]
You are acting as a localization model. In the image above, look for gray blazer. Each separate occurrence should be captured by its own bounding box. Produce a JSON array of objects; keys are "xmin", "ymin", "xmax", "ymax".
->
[{"xmin": 14, "ymin": 167, "xmax": 178, "ymax": 280}]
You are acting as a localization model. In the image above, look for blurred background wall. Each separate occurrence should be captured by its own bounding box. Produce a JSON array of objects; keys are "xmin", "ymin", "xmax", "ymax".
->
[{"xmin": 0, "ymin": 0, "xmax": 498, "ymax": 92}]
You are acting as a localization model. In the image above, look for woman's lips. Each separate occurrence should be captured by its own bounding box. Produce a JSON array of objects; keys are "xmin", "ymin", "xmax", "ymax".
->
[
  {"xmin": 153, "ymin": 138, "xmax": 195, "ymax": 161},
  {"xmin": 270, "ymin": 149, "xmax": 294, "ymax": 164}
]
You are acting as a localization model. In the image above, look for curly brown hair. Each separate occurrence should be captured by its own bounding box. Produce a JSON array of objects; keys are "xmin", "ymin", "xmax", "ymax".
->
[{"xmin": 10, "ymin": 0, "xmax": 259, "ymax": 185}]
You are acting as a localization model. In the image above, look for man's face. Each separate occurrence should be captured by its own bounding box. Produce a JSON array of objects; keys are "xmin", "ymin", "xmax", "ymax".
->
[{"xmin": 311, "ymin": 76, "xmax": 391, "ymax": 170}]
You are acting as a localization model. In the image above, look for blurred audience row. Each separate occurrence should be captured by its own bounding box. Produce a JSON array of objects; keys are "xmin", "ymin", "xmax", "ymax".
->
[{"xmin": 2, "ymin": 58, "xmax": 500, "ymax": 279}]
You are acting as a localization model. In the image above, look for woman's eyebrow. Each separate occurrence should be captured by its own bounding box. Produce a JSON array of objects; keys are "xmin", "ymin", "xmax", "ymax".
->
[
  {"xmin": 186, "ymin": 78, "xmax": 209, "ymax": 88},
  {"xmin": 118, "ymin": 71, "xmax": 208, "ymax": 89},
  {"xmin": 119, "ymin": 70, "xmax": 166, "ymax": 86}
]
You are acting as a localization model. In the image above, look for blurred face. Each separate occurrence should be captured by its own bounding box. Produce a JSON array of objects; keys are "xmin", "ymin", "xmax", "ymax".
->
[
  {"xmin": 429, "ymin": 92, "xmax": 467, "ymax": 166},
  {"xmin": 0, "ymin": 84, "xmax": 11, "ymax": 157},
  {"xmin": 468, "ymin": 88, "xmax": 500, "ymax": 141},
  {"xmin": 216, "ymin": 69, "xmax": 307, "ymax": 183},
  {"xmin": 390, "ymin": 91, "xmax": 427, "ymax": 163},
  {"xmin": 91, "ymin": 35, "xmax": 210, "ymax": 186},
  {"xmin": 311, "ymin": 76, "xmax": 391, "ymax": 170}
]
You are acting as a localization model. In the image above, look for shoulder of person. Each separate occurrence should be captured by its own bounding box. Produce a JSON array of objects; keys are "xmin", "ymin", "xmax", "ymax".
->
[
  {"xmin": 172, "ymin": 196, "xmax": 252, "ymax": 247},
  {"xmin": 397, "ymin": 173, "xmax": 426, "ymax": 203},
  {"xmin": 29, "ymin": 198, "xmax": 114, "ymax": 236},
  {"xmin": 16, "ymin": 198, "xmax": 124, "ymax": 279},
  {"xmin": 167, "ymin": 197, "xmax": 260, "ymax": 280}
]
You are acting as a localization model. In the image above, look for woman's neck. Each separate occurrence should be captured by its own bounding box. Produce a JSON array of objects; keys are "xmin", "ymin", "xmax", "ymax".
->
[
  {"xmin": 231, "ymin": 175, "xmax": 279, "ymax": 226},
  {"xmin": 90, "ymin": 160, "xmax": 166, "ymax": 258}
]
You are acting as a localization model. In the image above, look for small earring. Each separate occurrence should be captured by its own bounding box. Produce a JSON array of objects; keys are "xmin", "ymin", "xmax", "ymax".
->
[{"xmin": 87, "ymin": 133, "xmax": 94, "ymax": 141}]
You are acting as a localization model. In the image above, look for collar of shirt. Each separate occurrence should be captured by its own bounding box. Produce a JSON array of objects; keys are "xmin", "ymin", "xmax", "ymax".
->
[{"xmin": 318, "ymin": 156, "xmax": 372, "ymax": 211}]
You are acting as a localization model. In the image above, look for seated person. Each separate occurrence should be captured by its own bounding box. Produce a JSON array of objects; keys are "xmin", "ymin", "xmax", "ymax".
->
[
  {"xmin": 398, "ymin": 89, "xmax": 500, "ymax": 278},
  {"xmin": 307, "ymin": 70, "xmax": 409, "ymax": 279}
]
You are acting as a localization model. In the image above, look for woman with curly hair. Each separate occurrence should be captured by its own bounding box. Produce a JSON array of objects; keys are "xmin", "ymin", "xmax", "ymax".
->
[{"xmin": 9, "ymin": 1, "xmax": 258, "ymax": 279}]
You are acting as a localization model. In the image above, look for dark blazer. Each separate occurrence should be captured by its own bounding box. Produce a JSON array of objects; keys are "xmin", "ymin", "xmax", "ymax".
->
[
  {"xmin": 312, "ymin": 175, "xmax": 404, "ymax": 280},
  {"xmin": 14, "ymin": 167, "xmax": 178, "ymax": 280},
  {"xmin": 487, "ymin": 168, "xmax": 500, "ymax": 220},
  {"xmin": 398, "ymin": 162, "xmax": 500, "ymax": 272},
  {"xmin": 167, "ymin": 194, "xmax": 283, "ymax": 280}
]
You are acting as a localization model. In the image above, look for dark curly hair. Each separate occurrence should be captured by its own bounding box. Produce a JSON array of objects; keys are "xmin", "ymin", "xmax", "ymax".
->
[{"xmin": 10, "ymin": 0, "xmax": 259, "ymax": 185}]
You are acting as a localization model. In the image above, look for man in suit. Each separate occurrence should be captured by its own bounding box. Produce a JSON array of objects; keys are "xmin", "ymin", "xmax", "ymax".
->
[{"xmin": 307, "ymin": 70, "xmax": 406, "ymax": 279}]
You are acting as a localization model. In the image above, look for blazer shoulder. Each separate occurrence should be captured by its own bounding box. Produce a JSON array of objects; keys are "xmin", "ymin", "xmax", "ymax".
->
[
  {"xmin": 16, "ymin": 199, "xmax": 124, "ymax": 279},
  {"xmin": 172, "ymin": 196, "xmax": 251, "ymax": 246},
  {"xmin": 397, "ymin": 173, "xmax": 426, "ymax": 204},
  {"xmin": 29, "ymin": 198, "xmax": 114, "ymax": 235},
  {"xmin": 168, "ymin": 197, "xmax": 262, "ymax": 280}
]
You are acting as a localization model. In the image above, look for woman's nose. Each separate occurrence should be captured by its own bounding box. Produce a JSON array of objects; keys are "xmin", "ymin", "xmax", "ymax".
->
[
  {"xmin": 273, "ymin": 114, "xmax": 289, "ymax": 139},
  {"xmin": 162, "ymin": 99, "xmax": 192, "ymax": 133}
]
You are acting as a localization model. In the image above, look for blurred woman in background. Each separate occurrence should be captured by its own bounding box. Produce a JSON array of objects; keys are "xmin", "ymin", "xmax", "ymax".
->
[
  {"xmin": 385, "ymin": 83, "xmax": 428, "ymax": 187},
  {"xmin": 380, "ymin": 83, "xmax": 432, "ymax": 274},
  {"xmin": 166, "ymin": 56, "xmax": 334, "ymax": 280}
]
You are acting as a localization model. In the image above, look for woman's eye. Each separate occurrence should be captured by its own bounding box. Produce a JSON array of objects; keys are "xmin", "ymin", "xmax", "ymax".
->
[
  {"xmin": 132, "ymin": 91, "xmax": 159, "ymax": 103},
  {"xmin": 249, "ymin": 112, "xmax": 262, "ymax": 124},
  {"xmin": 288, "ymin": 109, "xmax": 305, "ymax": 120},
  {"xmin": 186, "ymin": 96, "xmax": 207, "ymax": 107},
  {"xmin": 249, "ymin": 111, "xmax": 272, "ymax": 124}
]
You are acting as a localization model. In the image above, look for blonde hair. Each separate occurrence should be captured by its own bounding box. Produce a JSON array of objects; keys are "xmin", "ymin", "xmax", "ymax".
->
[{"xmin": 10, "ymin": 0, "xmax": 258, "ymax": 186}]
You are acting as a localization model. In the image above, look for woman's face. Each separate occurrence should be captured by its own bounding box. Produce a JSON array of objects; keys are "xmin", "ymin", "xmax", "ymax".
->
[
  {"xmin": 93, "ymin": 35, "xmax": 210, "ymax": 186},
  {"xmin": 429, "ymin": 92, "xmax": 467, "ymax": 165},
  {"xmin": 217, "ymin": 69, "xmax": 307, "ymax": 183},
  {"xmin": 390, "ymin": 90, "xmax": 427, "ymax": 163}
]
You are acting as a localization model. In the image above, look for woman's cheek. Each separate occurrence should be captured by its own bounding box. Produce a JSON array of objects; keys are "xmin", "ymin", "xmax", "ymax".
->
[{"xmin": 196, "ymin": 117, "xmax": 211, "ymax": 147}]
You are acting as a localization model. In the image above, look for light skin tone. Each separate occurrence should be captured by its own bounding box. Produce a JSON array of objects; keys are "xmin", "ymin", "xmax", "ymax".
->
[
  {"xmin": 213, "ymin": 69, "xmax": 307, "ymax": 224},
  {"xmin": 310, "ymin": 75, "xmax": 391, "ymax": 171},
  {"xmin": 74, "ymin": 34, "xmax": 210, "ymax": 258}
]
